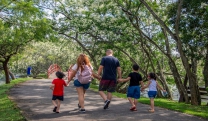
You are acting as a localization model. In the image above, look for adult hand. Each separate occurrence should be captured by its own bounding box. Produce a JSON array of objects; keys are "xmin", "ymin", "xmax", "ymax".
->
[
  {"xmin": 66, "ymin": 83, "xmax": 70, "ymax": 87},
  {"xmin": 117, "ymin": 79, "xmax": 122, "ymax": 82},
  {"xmin": 97, "ymin": 75, "xmax": 102, "ymax": 81}
]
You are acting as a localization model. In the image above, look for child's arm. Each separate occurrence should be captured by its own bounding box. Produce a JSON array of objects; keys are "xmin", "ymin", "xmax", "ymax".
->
[
  {"xmin": 66, "ymin": 83, "xmax": 70, "ymax": 87},
  {"xmin": 118, "ymin": 77, "xmax": 131, "ymax": 82},
  {"xmin": 142, "ymin": 80, "xmax": 151, "ymax": 89},
  {"xmin": 50, "ymin": 84, "xmax": 54, "ymax": 90},
  {"xmin": 140, "ymin": 81, "xmax": 144, "ymax": 88},
  {"xmin": 64, "ymin": 80, "xmax": 69, "ymax": 87},
  {"xmin": 156, "ymin": 81, "xmax": 166, "ymax": 91}
]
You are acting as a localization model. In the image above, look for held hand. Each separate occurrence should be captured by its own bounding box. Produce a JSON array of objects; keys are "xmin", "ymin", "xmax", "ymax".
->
[
  {"xmin": 117, "ymin": 78, "xmax": 122, "ymax": 82},
  {"xmin": 66, "ymin": 80, "xmax": 70, "ymax": 86},
  {"xmin": 97, "ymin": 75, "xmax": 102, "ymax": 81},
  {"xmin": 66, "ymin": 83, "xmax": 70, "ymax": 87},
  {"xmin": 141, "ymin": 87, "xmax": 145, "ymax": 91},
  {"xmin": 99, "ymin": 76, "xmax": 102, "ymax": 80}
]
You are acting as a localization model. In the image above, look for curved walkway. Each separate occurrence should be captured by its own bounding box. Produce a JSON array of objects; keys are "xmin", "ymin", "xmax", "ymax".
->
[{"xmin": 9, "ymin": 79, "xmax": 207, "ymax": 121}]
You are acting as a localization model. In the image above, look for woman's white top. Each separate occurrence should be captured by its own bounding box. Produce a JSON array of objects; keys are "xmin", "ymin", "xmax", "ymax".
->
[
  {"xmin": 71, "ymin": 64, "xmax": 93, "ymax": 80},
  {"xmin": 148, "ymin": 79, "xmax": 157, "ymax": 91}
]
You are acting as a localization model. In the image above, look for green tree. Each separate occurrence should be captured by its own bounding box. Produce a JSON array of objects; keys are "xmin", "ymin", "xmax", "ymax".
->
[{"xmin": 0, "ymin": 0, "xmax": 53, "ymax": 84}]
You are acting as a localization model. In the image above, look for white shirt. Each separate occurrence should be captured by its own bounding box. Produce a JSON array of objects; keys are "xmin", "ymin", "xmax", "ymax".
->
[
  {"xmin": 148, "ymin": 79, "xmax": 157, "ymax": 91},
  {"xmin": 71, "ymin": 64, "xmax": 93, "ymax": 80}
]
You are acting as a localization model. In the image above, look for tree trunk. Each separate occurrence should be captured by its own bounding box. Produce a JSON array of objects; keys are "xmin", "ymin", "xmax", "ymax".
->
[
  {"xmin": 203, "ymin": 52, "xmax": 208, "ymax": 87},
  {"xmin": 121, "ymin": 0, "xmax": 189, "ymax": 103},
  {"xmin": 2, "ymin": 61, "xmax": 10, "ymax": 84},
  {"xmin": 9, "ymin": 70, "xmax": 16, "ymax": 80},
  {"xmin": 162, "ymin": 28, "xmax": 188, "ymax": 102},
  {"xmin": 168, "ymin": 60, "xmax": 189, "ymax": 103},
  {"xmin": 179, "ymin": 73, "xmax": 189, "ymax": 102},
  {"xmin": 188, "ymin": 75, "xmax": 201, "ymax": 105},
  {"xmin": 138, "ymin": 0, "xmax": 200, "ymax": 105},
  {"xmin": 157, "ymin": 61, "xmax": 172, "ymax": 99},
  {"xmin": 141, "ymin": 39, "xmax": 172, "ymax": 99},
  {"xmin": 189, "ymin": 59, "xmax": 201, "ymax": 105}
]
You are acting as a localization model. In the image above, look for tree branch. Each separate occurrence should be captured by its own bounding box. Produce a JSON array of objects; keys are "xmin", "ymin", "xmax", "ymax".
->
[{"xmin": 139, "ymin": 0, "xmax": 177, "ymax": 41}]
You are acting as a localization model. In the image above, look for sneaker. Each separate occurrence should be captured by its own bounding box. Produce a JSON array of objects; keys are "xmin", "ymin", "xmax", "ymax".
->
[
  {"xmin": 104, "ymin": 100, "xmax": 110, "ymax": 109},
  {"xmin": 79, "ymin": 109, "xmax": 86, "ymax": 113},
  {"xmin": 78, "ymin": 104, "xmax": 81, "ymax": 109}
]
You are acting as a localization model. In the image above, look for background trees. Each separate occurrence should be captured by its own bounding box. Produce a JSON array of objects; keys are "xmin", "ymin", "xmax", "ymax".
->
[
  {"xmin": 0, "ymin": 0, "xmax": 53, "ymax": 83},
  {"xmin": 1, "ymin": 0, "xmax": 207, "ymax": 105}
]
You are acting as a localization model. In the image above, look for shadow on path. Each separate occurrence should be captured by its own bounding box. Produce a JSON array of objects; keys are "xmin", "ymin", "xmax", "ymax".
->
[{"xmin": 9, "ymin": 79, "xmax": 207, "ymax": 121}]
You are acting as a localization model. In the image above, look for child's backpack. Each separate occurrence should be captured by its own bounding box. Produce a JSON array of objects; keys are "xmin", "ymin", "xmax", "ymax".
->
[{"xmin": 77, "ymin": 65, "xmax": 92, "ymax": 84}]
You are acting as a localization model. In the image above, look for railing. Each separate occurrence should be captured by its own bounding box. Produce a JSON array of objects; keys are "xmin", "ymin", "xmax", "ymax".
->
[
  {"xmin": 187, "ymin": 87, "xmax": 208, "ymax": 103},
  {"xmin": 47, "ymin": 64, "xmax": 61, "ymax": 78}
]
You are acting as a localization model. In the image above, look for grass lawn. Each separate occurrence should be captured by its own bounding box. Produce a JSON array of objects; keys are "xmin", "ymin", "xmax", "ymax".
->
[
  {"xmin": 0, "ymin": 78, "xmax": 31, "ymax": 121},
  {"xmin": 90, "ymin": 84, "xmax": 208, "ymax": 119}
]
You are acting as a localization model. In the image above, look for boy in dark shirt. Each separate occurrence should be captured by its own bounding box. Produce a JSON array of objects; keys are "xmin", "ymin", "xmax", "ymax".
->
[{"xmin": 118, "ymin": 64, "xmax": 144, "ymax": 111}]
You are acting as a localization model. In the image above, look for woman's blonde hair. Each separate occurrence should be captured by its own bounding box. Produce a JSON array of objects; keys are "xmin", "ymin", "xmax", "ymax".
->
[{"xmin": 76, "ymin": 54, "xmax": 91, "ymax": 72}]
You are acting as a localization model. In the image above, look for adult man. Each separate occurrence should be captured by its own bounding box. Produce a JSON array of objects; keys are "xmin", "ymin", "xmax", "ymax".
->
[{"xmin": 97, "ymin": 49, "xmax": 122, "ymax": 109}]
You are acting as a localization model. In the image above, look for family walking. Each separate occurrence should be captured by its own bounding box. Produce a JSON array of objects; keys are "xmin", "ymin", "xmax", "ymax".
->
[{"xmin": 50, "ymin": 49, "xmax": 166, "ymax": 113}]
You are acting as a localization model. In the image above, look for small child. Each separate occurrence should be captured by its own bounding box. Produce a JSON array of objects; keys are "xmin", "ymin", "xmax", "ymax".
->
[
  {"xmin": 50, "ymin": 71, "xmax": 67, "ymax": 113},
  {"xmin": 142, "ymin": 72, "xmax": 166, "ymax": 113},
  {"xmin": 118, "ymin": 64, "xmax": 144, "ymax": 111}
]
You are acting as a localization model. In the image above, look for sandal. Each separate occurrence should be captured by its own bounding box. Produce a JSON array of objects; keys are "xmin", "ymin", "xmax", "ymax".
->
[
  {"xmin": 130, "ymin": 106, "xmax": 136, "ymax": 111},
  {"xmin": 132, "ymin": 108, "xmax": 137, "ymax": 111}
]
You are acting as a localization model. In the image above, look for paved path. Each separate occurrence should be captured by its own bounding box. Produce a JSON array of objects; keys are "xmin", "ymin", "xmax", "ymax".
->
[{"xmin": 9, "ymin": 79, "xmax": 207, "ymax": 121}]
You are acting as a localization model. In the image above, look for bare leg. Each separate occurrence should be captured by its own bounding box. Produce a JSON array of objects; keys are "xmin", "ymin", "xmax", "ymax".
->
[
  {"xmin": 52, "ymin": 100, "xmax": 57, "ymax": 107},
  {"xmin": 56, "ymin": 100, "xmax": 61, "ymax": 112},
  {"xmin": 76, "ymin": 87, "xmax": 85, "ymax": 109},
  {"xmin": 107, "ymin": 92, "xmax": 112, "ymax": 101},
  {"xmin": 83, "ymin": 89, "xmax": 86, "ymax": 100},
  {"xmin": 149, "ymin": 98, "xmax": 155, "ymax": 112},
  {"xmin": 133, "ymin": 98, "xmax": 138, "ymax": 107},
  {"xmin": 99, "ymin": 91, "xmax": 107, "ymax": 101},
  {"xmin": 128, "ymin": 97, "xmax": 135, "ymax": 107}
]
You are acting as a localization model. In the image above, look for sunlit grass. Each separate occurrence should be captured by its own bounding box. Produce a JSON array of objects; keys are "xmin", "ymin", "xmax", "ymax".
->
[
  {"xmin": 0, "ymin": 78, "xmax": 31, "ymax": 121},
  {"xmin": 90, "ymin": 83, "xmax": 208, "ymax": 119}
]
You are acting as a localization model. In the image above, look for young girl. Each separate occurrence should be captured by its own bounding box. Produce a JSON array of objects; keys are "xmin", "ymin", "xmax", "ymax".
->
[
  {"xmin": 142, "ymin": 72, "xmax": 166, "ymax": 113},
  {"xmin": 50, "ymin": 71, "xmax": 67, "ymax": 113}
]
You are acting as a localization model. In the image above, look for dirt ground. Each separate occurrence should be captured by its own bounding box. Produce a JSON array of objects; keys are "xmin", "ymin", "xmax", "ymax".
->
[{"xmin": 9, "ymin": 79, "xmax": 208, "ymax": 121}]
